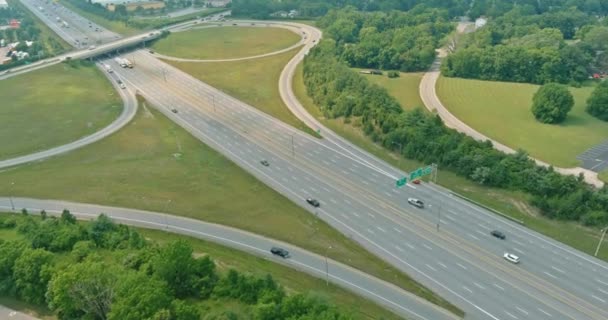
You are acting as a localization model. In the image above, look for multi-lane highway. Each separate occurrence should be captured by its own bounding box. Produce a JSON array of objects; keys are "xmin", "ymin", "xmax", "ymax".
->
[
  {"xmin": 0, "ymin": 197, "xmax": 458, "ymax": 320},
  {"xmin": 20, "ymin": 0, "xmax": 121, "ymax": 48},
  {"xmin": 103, "ymin": 41, "xmax": 608, "ymax": 319},
  {"xmin": 8, "ymin": 2, "xmax": 608, "ymax": 319}
]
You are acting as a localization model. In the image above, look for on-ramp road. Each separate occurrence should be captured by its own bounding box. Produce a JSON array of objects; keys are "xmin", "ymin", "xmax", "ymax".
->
[{"xmin": 0, "ymin": 197, "xmax": 458, "ymax": 320}]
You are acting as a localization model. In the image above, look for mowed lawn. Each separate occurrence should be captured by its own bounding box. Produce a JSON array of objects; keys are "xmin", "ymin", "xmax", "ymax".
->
[
  {"xmin": 354, "ymin": 69, "xmax": 426, "ymax": 111},
  {"xmin": 164, "ymin": 47, "xmax": 314, "ymax": 133},
  {"xmin": 153, "ymin": 26, "xmax": 301, "ymax": 59},
  {"xmin": 436, "ymin": 76, "xmax": 602, "ymax": 167},
  {"xmin": 0, "ymin": 63, "xmax": 122, "ymax": 160},
  {"xmin": 0, "ymin": 103, "xmax": 458, "ymax": 315},
  {"xmin": 294, "ymin": 64, "xmax": 608, "ymax": 262}
]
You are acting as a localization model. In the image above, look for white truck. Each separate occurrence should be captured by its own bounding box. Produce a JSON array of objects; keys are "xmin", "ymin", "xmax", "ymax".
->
[
  {"xmin": 103, "ymin": 64, "xmax": 113, "ymax": 73},
  {"xmin": 114, "ymin": 57, "xmax": 133, "ymax": 68}
]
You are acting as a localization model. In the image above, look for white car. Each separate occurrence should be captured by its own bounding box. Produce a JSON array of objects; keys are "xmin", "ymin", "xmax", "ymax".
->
[
  {"xmin": 503, "ymin": 252, "xmax": 520, "ymax": 264},
  {"xmin": 407, "ymin": 198, "xmax": 424, "ymax": 208}
]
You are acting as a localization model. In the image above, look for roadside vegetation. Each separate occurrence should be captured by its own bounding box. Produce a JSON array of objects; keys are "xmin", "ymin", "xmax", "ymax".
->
[
  {"xmin": 355, "ymin": 69, "xmax": 425, "ymax": 111},
  {"xmin": 164, "ymin": 47, "xmax": 315, "ymax": 134},
  {"xmin": 0, "ymin": 61, "xmax": 122, "ymax": 160},
  {"xmin": 0, "ymin": 212, "xmax": 402, "ymax": 320},
  {"xmin": 152, "ymin": 26, "xmax": 300, "ymax": 59},
  {"xmin": 436, "ymin": 76, "xmax": 600, "ymax": 167},
  {"xmin": 0, "ymin": 101, "xmax": 460, "ymax": 315}
]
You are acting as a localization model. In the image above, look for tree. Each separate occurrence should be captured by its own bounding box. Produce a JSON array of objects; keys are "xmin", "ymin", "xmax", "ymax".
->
[
  {"xmin": 13, "ymin": 248, "xmax": 54, "ymax": 304},
  {"xmin": 586, "ymin": 81, "xmax": 608, "ymax": 121},
  {"xmin": 0, "ymin": 241, "xmax": 27, "ymax": 295},
  {"xmin": 170, "ymin": 299, "xmax": 200, "ymax": 320},
  {"xmin": 47, "ymin": 260, "xmax": 118, "ymax": 319},
  {"xmin": 531, "ymin": 83, "xmax": 574, "ymax": 123},
  {"xmin": 107, "ymin": 272, "xmax": 172, "ymax": 320}
]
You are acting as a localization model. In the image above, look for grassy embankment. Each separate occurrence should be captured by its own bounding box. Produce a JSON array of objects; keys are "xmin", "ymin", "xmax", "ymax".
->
[
  {"xmin": 294, "ymin": 64, "xmax": 608, "ymax": 261},
  {"xmin": 0, "ymin": 62, "xmax": 122, "ymax": 160},
  {"xmin": 436, "ymin": 76, "xmax": 601, "ymax": 168},
  {"xmin": 152, "ymin": 26, "xmax": 300, "ymax": 59},
  {"xmin": 0, "ymin": 215, "xmax": 403, "ymax": 320}
]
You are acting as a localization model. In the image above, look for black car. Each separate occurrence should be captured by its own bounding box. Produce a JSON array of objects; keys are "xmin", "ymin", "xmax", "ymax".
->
[
  {"xmin": 260, "ymin": 160, "xmax": 270, "ymax": 167},
  {"xmin": 491, "ymin": 230, "xmax": 506, "ymax": 240},
  {"xmin": 171, "ymin": 108, "xmax": 178, "ymax": 113},
  {"xmin": 306, "ymin": 198, "xmax": 320, "ymax": 207},
  {"xmin": 270, "ymin": 247, "xmax": 289, "ymax": 258}
]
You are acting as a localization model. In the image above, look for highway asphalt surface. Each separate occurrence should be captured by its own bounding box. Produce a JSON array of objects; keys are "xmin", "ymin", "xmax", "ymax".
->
[
  {"xmin": 6, "ymin": 6, "xmax": 608, "ymax": 319},
  {"xmin": 20, "ymin": 0, "xmax": 121, "ymax": 48},
  {"xmin": 103, "ymin": 27, "xmax": 608, "ymax": 318},
  {"xmin": 0, "ymin": 305, "xmax": 38, "ymax": 320},
  {"xmin": 0, "ymin": 197, "xmax": 458, "ymax": 320}
]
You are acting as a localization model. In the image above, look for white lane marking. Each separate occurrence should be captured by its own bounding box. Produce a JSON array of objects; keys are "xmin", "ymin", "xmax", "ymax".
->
[
  {"xmin": 366, "ymin": 228, "xmax": 375, "ymax": 235},
  {"xmin": 598, "ymin": 288, "xmax": 608, "ymax": 295},
  {"xmin": 543, "ymin": 272, "xmax": 557, "ymax": 279},
  {"xmin": 515, "ymin": 307, "xmax": 528, "ymax": 315},
  {"xmin": 473, "ymin": 282, "xmax": 485, "ymax": 290},
  {"xmin": 393, "ymin": 227, "xmax": 402, "ymax": 233},
  {"xmin": 291, "ymin": 176, "xmax": 297, "ymax": 180},
  {"xmin": 475, "ymin": 230, "xmax": 487, "ymax": 237},
  {"xmin": 468, "ymin": 233, "xmax": 480, "ymax": 240},
  {"xmin": 395, "ymin": 245, "xmax": 404, "ymax": 252},
  {"xmin": 392, "ymin": 188, "xmax": 399, "ymax": 194},
  {"xmin": 341, "ymin": 170, "xmax": 349, "ymax": 175},
  {"xmin": 551, "ymin": 266, "xmax": 565, "ymax": 274},
  {"xmin": 367, "ymin": 213, "xmax": 376, "ymax": 218},
  {"xmin": 376, "ymin": 226, "xmax": 387, "ymax": 233},
  {"xmin": 322, "ymin": 187, "xmax": 331, "ymax": 193},
  {"xmin": 438, "ymin": 262, "xmax": 448, "ymax": 269},
  {"xmin": 362, "ymin": 180, "xmax": 370, "ymax": 185},
  {"xmin": 352, "ymin": 212, "xmax": 360, "ymax": 217},
  {"xmin": 406, "ymin": 184, "xmax": 417, "ymax": 189},
  {"xmin": 322, "ymin": 160, "xmax": 330, "ymax": 165},
  {"xmin": 477, "ymin": 223, "xmax": 490, "ymax": 230},
  {"xmin": 405, "ymin": 243, "xmax": 415, "ymax": 250},
  {"xmin": 505, "ymin": 311, "xmax": 519, "ymax": 319},
  {"xmin": 538, "ymin": 308, "xmax": 552, "ymax": 317},
  {"xmin": 426, "ymin": 264, "xmax": 437, "ymax": 272},
  {"xmin": 597, "ymin": 279, "xmax": 608, "ymax": 286},
  {"xmin": 513, "ymin": 247, "xmax": 524, "ymax": 254},
  {"xmin": 462, "ymin": 286, "xmax": 473, "ymax": 293},
  {"xmin": 340, "ymin": 213, "xmax": 349, "ymax": 219},
  {"xmin": 512, "ymin": 240, "xmax": 525, "ymax": 246},
  {"xmin": 310, "ymin": 187, "xmax": 318, "ymax": 192},
  {"xmin": 457, "ymin": 263, "xmax": 468, "ymax": 270},
  {"xmin": 349, "ymin": 167, "xmax": 356, "ymax": 172},
  {"xmin": 445, "ymin": 214, "xmax": 456, "ymax": 221},
  {"xmin": 448, "ymin": 210, "xmax": 459, "ymax": 216},
  {"xmin": 329, "ymin": 198, "xmax": 337, "ymax": 204},
  {"xmin": 591, "ymin": 295, "xmax": 606, "ymax": 303},
  {"xmin": 384, "ymin": 191, "xmax": 393, "ymax": 197},
  {"xmin": 493, "ymin": 283, "xmax": 505, "ymax": 291},
  {"xmin": 423, "ymin": 244, "xmax": 433, "ymax": 250},
  {"xmin": 344, "ymin": 199, "xmax": 351, "ymax": 205},
  {"xmin": 330, "ymin": 158, "xmax": 337, "ymax": 163}
]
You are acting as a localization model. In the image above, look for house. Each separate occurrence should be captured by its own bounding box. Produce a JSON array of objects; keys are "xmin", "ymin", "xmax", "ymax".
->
[{"xmin": 0, "ymin": 0, "xmax": 8, "ymax": 9}]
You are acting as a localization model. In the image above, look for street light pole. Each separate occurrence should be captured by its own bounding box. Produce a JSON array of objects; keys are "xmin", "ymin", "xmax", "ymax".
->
[
  {"xmin": 163, "ymin": 199, "xmax": 172, "ymax": 229},
  {"xmin": 595, "ymin": 227, "xmax": 608, "ymax": 257},
  {"xmin": 9, "ymin": 182, "xmax": 15, "ymax": 211},
  {"xmin": 392, "ymin": 142, "xmax": 403, "ymax": 167},
  {"xmin": 325, "ymin": 245, "xmax": 332, "ymax": 286}
]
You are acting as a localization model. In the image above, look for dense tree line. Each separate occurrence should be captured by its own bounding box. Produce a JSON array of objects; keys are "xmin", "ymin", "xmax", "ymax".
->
[
  {"xmin": 316, "ymin": 7, "xmax": 453, "ymax": 72},
  {"xmin": 0, "ymin": 212, "xmax": 356, "ymax": 320},
  {"xmin": 441, "ymin": 6, "xmax": 607, "ymax": 85},
  {"xmin": 303, "ymin": 41, "xmax": 608, "ymax": 226}
]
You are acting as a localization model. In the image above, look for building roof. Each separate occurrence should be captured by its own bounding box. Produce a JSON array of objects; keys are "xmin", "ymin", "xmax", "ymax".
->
[{"xmin": 0, "ymin": 0, "xmax": 8, "ymax": 7}]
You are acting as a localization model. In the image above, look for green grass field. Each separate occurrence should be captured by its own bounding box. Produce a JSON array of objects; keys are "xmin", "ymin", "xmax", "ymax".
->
[
  {"xmin": 0, "ymin": 218, "xmax": 402, "ymax": 320},
  {"xmin": 436, "ymin": 76, "xmax": 603, "ymax": 167},
  {"xmin": 354, "ymin": 69, "xmax": 425, "ymax": 111},
  {"xmin": 0, "ymin": 101, "xmax": 459, "ymax": 315},
  {"xmin": 59, "ymin": 0, "xmax": 140, "ymax": 36},
  {"xmin": 153, "ymin": 26, "xmax": 301, "ymax": 59},
  {"xmin": 164, "ymin": 47, "xmax": 315, "ymax": 134},
  {"xmin": 0, "ymin": 63, "xmax": 122, "ymax": 160},
  {"xmin": 294, "ymin": 63, "xmax": 608, "ymax": 262}
]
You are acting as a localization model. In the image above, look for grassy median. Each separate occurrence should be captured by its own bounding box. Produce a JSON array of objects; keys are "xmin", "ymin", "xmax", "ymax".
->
[
  {"xmin": 0, "ymin": 62, "xmax": 122, "ymax": 161},
  {"xmin": 153, "ymin": 26, "xmax": 301, "ymax": 59},
  {"xmin": 0, "ymin": 101, "xmax": 461, "ymax": 316}
]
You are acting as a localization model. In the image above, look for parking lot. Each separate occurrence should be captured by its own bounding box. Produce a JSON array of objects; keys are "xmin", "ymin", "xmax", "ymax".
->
[{"xmin": 577, "ymin": 140, "xmax": 608, "ymax": 172}]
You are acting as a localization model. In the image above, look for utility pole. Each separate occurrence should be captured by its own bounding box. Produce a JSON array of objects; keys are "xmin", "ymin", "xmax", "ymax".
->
[
  {"xmin": 163, "ymin": 199, "xmax": 172, "ymax": 229},
  {"xmin": 9, "ymin": 182, "xmax": 15, "ymax": 211},
  {"xmin": 291, "ymin": 134, "xmax": 295, "ymax": 157},
  {"xmin": 392, "ymin": 142, "xmax": 403, "ymax": 167},
  {"xmin": 595, "ymin": 227, "xmax": 608, "ymax": 257},
  {"xmin": 161, "ymin": 67, "xmax": 167, "ymax": 82},
  {"xmin": 437, "ymin": 202, "xmax": 441, "ymax": 231},
  {"xmin": 325, "ymin": 245, "xmax": 332, "ymax": 286},
  {"xmin": 432, "ymin": 163, "xmax": 439, "ymax": 184}
]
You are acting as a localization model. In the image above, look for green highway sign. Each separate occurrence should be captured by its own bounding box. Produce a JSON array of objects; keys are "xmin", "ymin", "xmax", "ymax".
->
[
  {"xmin": 395, "ymin": 177, "xmax": 407, "ymax": 188},
  {"xmin": 409, "ymin": 165, "xmax": 433, "ymax": 181}
]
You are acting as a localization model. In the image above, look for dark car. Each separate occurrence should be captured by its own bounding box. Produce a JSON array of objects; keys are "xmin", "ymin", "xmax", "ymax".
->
[
  {"xmin": 171, "ymin": 108, "xmax": 178, "ymax": 113},
  {"xmin": 270, "ymin": 247, "xmax": 289, "ymax": 258},
  {"xmin": 306, "ymin": 198, "xmax": 320, "ymax": 207},
  {"xmin": 260, "ymin": 160, "xmax": 270, "ymax": 167},
  {"xmin": 491, "ymin": 230, "xmax": 506, "ymax": 240}
]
